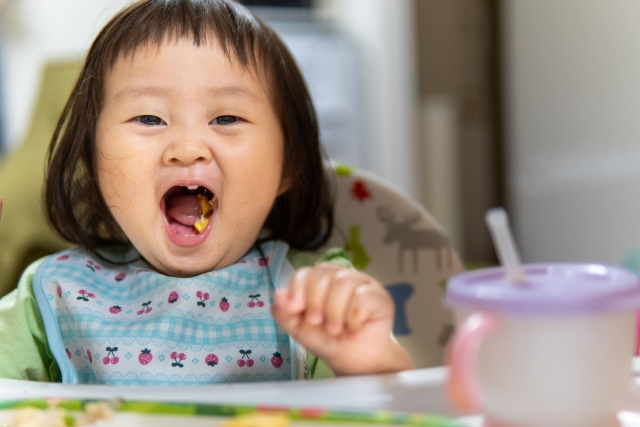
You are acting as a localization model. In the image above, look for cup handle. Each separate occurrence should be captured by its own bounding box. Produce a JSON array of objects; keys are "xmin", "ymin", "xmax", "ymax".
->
[
  {"xmin": 445, "ymin": 311, "xmax": 499, "ymax": 414},
  {"xmin": 634, "ymin": 310, "xmax": 640, "ymax": 356}
]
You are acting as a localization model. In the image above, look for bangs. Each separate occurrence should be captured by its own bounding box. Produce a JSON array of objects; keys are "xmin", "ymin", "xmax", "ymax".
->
[{"xmin": 96, "ymin": 0, "xmax": 267, "ymax": 76}]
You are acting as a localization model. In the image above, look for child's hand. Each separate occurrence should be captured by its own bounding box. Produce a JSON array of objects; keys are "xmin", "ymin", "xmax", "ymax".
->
[{"xmin": 272, "ymin": 263, "xmax": 414, "ymax": 376}]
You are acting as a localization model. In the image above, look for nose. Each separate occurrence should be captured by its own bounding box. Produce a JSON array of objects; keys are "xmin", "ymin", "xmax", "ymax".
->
[{"xmin": 162, "ymin": 127, "xmax": 212, "ymax": 166}]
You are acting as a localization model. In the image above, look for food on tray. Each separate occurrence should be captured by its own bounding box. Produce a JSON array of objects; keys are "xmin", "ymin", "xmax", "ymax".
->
[
  {"xmin": 221, "ymin": 412, "xmax": 290, "ymax": 427},
  {"xmin": 194, "ymin": 194, "xmax": 215, "ymax": 233},
  {"xmin": 9, "ymin": 401, "xmax": 114, "ymax": 427}
]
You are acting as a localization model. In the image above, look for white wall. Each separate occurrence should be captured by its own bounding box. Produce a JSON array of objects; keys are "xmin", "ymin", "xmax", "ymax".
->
[
  {"xmin": 503, "ymin": 0, "xmax": 640, "ymax": 264},
  {"xmin": 318, "ymin": 0, "xmax": 420, "ymax": 198},
  {"xmin": 1, "ymin": 0, "xmax": 131, "ymax": 150}
]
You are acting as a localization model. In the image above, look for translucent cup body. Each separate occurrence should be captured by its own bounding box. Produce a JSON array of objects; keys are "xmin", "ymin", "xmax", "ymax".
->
[{"xmin": 455, "ymin": 308, "xmax": 635, "ymax": 427}]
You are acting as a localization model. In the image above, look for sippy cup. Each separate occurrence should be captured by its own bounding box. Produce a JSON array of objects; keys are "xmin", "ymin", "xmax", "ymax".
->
[{"xmin": 444, "ymin": 263, "xmax": 640, "ymax": 427}]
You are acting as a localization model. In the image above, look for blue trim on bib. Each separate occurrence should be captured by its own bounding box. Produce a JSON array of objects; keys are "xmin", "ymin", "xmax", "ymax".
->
[
  {"xmin": 265, "ymin": 241, "xmax": 290, "ymax": 292},
  {"xmin": 260, "ymin": 241, "xmax": 303, "ymax": 378},
  {"xmin": 33, "ymin": 256, "xmax": 78, "ymax": 384}
]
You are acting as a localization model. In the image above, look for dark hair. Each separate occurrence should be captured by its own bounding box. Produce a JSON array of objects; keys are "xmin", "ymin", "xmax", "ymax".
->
[{"xmin": 45, "ymin": 0, "xmax": 333, "ymax": 255}]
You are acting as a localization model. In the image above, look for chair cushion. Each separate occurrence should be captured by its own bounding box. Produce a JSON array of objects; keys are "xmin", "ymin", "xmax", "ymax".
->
[{"xmin": 320, "ymin": 163, "xmax": 465, "ymax": 367}]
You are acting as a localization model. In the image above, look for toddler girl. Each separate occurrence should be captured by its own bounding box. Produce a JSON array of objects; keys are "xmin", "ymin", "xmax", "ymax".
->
[{"xmin": 0, "ymin": 0, "xmax": 413, "ymax": 386}]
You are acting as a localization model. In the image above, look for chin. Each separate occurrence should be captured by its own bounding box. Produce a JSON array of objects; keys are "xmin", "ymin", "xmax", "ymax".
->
[
  {"xmin": 164, "ymin": 255, "xmax": 218, "ymax": 277},
  {"xmin": 145, "ymin": 235, "xmax": 254, "ymax": 277},
  {"xmin": 139, "ymin": 249, "xmax": 212, "ymax": 277}
]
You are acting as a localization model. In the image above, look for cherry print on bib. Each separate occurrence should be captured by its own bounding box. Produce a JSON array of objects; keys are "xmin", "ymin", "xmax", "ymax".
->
[
  {"xmin": 238, "ymin": 349, "xmax": 253, "ymax": 367},
  {"xmin": 77, "ymin": 290, "xmax": 94, "ymax": 301},
  {"xmin": 137, "ymin": 301, "xmax": 152, "ymax": 315},
  {"xmin": 171, "ymin": 352, "xmax": 186, "ymax": 368},
  {"xmin": 103, "ymin": 347, "xmax": 119, "ymax": 365},
  {"xmin": 196, "ymin": 291, "xmax": 210, "ymax": 307},
  {"xmin": 247, "ymin": 294, "xmax": 264, "ymax": 308}
]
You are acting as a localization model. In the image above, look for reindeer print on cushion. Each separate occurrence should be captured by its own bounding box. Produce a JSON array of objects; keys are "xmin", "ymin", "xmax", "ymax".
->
[{"xmin": 377, "ymin": 206, "xmax": 453, "ymax": 273}]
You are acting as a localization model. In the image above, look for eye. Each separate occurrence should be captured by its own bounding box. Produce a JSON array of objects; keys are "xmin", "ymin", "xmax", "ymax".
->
[
  {"xmin": 211, "ymin": 115, "xmax": 239, "ymax": 125},
  {"xmin": 135, "ymin": 115, "xmax": 166, "ymax": 126}
]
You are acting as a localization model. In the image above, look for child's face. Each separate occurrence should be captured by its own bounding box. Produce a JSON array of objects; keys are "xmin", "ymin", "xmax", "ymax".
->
[{"xmin": 96, "ymin": 39, "xmax": 287, "ymax": 276}]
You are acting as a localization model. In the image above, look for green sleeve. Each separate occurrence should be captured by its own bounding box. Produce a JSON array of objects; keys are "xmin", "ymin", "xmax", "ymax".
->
[
  {"xmin": 306, "ymin": 351, "xmax": 335, "ymax": 379},
  {"xmin": 286, "ymin": 247, "xmax": 354, "ymax": 270},
  {"xmin": 287, "ymin": 247, "xmax": 354, "ymax": 380},
  {"xmin": 0, "ymin": 258, "xmax": 61, "ymax": 381}
]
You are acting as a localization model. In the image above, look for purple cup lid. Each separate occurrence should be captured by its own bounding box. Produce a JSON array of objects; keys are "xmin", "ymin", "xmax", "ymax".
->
[{"xmin": 444, "ymin": 263, "xmax": 640, "ymax": 315}]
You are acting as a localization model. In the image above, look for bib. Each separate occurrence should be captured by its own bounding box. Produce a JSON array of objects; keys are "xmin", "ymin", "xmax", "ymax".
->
[{"xmin": 33, "ymin": 241, "xmax": 307, "ymax": 386}]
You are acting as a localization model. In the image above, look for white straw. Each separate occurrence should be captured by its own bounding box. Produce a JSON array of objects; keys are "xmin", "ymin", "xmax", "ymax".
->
[{"xmin": 485, "ymin": 207, "xmax": 527, "ymax": 284}]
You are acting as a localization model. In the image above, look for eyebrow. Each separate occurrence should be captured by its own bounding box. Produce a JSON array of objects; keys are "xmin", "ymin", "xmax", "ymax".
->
[{"xmin": 111, "ymin": 85, "xmax": 263, "ymax": 103}]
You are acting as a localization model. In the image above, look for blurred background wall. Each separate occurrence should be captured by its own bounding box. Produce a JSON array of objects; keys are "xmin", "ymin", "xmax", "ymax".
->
[
  {"xmin": 503, "ymin": 0, "xmax": 640, "ymax": 266},
  {"xmin": 0, "ymin": 0, "xmax": 131, "ymax": 152},
  {"xmin": 415, "ymin": 0, "xmax": 501, "ymax": 265}
]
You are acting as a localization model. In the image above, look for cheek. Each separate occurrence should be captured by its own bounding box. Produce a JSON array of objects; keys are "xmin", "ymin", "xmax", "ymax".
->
[
  {"xmin": 97, "ymin": 135, "xmax": 153, "ymax": 200},
  {"xmin": 221, "ymin": 145, "xmax": 283, "ymax": 229},
  {"xmin": 96, "ymin": 151, "xmax": 152, "ymax": 232},
  {"xmin": 238, "ymin": 153, "xmax": 283, "ymax": 202}
]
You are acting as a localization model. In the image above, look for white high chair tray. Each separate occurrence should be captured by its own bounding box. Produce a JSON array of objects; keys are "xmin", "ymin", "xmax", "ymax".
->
[{"xmin": 0, "ymin": 360, "xmax": 639, "ymax": 426}]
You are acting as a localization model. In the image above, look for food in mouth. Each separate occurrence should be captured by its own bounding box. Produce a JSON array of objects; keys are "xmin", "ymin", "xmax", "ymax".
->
[
  {"xmin": 194, "ymin": 194, "xmax": 215, "ymax": 233},
  {"xmin": 164, "ymin": 186, "xmax": 216, "ymax": 235}
]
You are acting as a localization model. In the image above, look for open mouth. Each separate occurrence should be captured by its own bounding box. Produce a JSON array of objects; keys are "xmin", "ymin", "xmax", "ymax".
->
[{"xmin": 162, "ymin": 185, "xmax": 216, "ymax": 243}]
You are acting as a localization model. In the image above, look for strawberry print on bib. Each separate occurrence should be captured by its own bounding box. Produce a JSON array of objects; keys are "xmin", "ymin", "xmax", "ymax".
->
[{"xmin": 33, "ymin": 241, "xmax": 305, "ymax": 386}]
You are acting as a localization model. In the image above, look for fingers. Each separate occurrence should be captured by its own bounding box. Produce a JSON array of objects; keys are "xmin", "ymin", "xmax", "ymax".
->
[
  {"xmin": 302, "ymin": 264, "xmax": 335, "ymax": 326},
  {"xmin": 271, "ymin": 267, "xmax": 313, "ymax": 337},
  {"xmin": 285, "ymin": 266, "xmax": 312, "ymax": 314},
  {"xmin": 323, "ymin": 269, "xmax": 369, "ymax": 335},
  {"xmin": 345, "ymin": 283, "xmax": 387, "ymax": 332},
  {"xmin": 274, "ymin": 263, "xmax": 391, "ymax": 337},
  {"xmin": 271, "ymin": 289, "xmax": 303, "ymax": 334}
]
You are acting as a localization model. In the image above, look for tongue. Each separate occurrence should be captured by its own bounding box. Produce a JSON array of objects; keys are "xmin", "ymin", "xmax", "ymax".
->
[{"xmin": 166, "ymin": 194, "xmax": 202, "ymax": 226}]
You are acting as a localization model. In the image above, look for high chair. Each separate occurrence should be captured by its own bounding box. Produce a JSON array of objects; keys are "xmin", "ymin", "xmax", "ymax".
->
[
  {"xmin": 0, "ymin": 61, "xmax": 78, "ymax": 297},
  {"xmin": 320, "ymin": 164, "xmax": 465, "ymax": 368}
]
